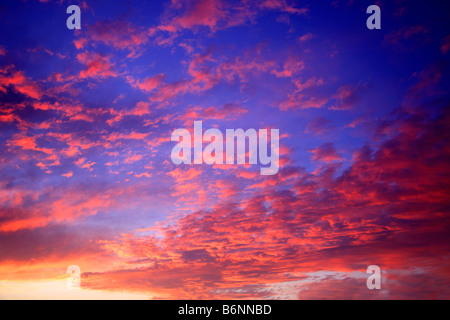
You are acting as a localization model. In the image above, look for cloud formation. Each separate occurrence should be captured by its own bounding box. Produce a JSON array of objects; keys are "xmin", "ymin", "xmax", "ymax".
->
[{"xmin": 0, "ymin": 0, "xmax": 449, "ymax": 300}]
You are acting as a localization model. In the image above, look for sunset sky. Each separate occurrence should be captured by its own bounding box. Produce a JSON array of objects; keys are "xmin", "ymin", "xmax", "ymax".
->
[{"xmin": 0, "ymin": 0, "xmax": 449, "ymax": 299}]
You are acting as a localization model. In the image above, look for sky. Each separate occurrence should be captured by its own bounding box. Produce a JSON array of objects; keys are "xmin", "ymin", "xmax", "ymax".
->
[{"xmin": 0, "ymin": 0, "xmax": 449, "ymax": 299}]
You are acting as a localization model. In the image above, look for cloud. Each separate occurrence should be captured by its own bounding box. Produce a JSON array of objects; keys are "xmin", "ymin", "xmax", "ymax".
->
[
  {"xmin": 271, "ymin": 57, "xmax": 304, "ymax": 78},
  {"xmin": 179, "ymin": 103, "xmax": 247, "ymax": 123},
  {"xmin": 128, "ymin": 74, "xmax": 166, "ymax": 92},
  {"xmin": 74, "ymin": 105, "xmax": 450, "ymax": 299},
  {"xmin": 77, "ymin": 52, "xmax": 118, "ymax": 79},
  {"xmin": 441, "ymin": 35, "xmax": 450, "ymax": 54},
  {"xmin": 159, "ymin": 0, "xmax": 227, "ymax": 33},
  {"xmin": 7, "ymin": 133, "xmax": 54, "ymax": 155},
  {"xmin": 152, "ymin": 0, "xmax": 308, "ymax": 44},
  {"xmin": 403, "ymin": 64, "xmax": 443, "ymax": 108},
  {"xmin": 279, "ymin": 77, "xmax": 327, "ymax": 110},
  {"xmin": 258, "ymin": 0, "xmax": 308, "ymax": 15},
  {"xmin": 310, "ymin": 143, "xmax": 342, "ymax": 163},
  {"xmin": 298, "ymin": 33, "xmax": 314, "ymax": 43},
  {"xmin": 330, "ymin": 82, "xmax": 370, "ymax": 110},
  {"xmin": 305, "ymin": 117, "xmax": 334, "ymax": 135},
  {"xmin": 384, "ymin": 25, "xmax": 429, "ymax": 50},
  {"xmin": 74, "ymin": 20, "xmax": 150, "ymax": 58},
  {"xmin": 1, "ymin": 0, "xmax": 449, "ymax": 300},
  {"xmin": 0, "ymin": 65, "xmax": 42, "ymax": 100}
]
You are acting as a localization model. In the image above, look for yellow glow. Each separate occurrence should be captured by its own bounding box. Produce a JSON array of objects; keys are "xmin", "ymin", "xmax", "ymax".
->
[{"xmin": 0, "ymin": 280, "xmax": 151, "ymax": 300}]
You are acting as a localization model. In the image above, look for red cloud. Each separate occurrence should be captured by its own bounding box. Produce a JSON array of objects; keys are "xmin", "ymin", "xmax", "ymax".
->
[
  {"xmin": 77, "ymin": 52, "xmax": 117, "ymax": 79},
  {"xmin": 331, "ymin": 82, "xmax": 369, "ymax": 110},
  {"xmin": 258, "ymin": 0, "xmax": 309, "ymax": 16},
  {"xmin": 271, "ymin": 57, "xmax": 304, "ymax": 78},
  {"xmin": 162, "ymin": 0, "xmax": 227, "ymax": 33},
  {"xmin": 153, "ymin": 0, "xmax": 307, "ymax": 44},
  {"xmin": 128, "ymin": 74, "xmax": 166, "ymax": 92},
  {"xmin": 74, "ymin": 20, "xmax": 150, "ymax": 58},
  {"xmin": 75, "ymin": 106, "xmax": 450, "ymax": 299},
  {"xmin": 0, "ymin": 0, "xmax": 448, "ymax": 300},
  {"xmin": 279, "ymin": 77, "xmax": 327, "ymax": 110},
  {"xmin": 0, "ymin": 65, "xmax": 42, "ymax": 100},
  {"xmin": 179, "ymin": 103, "xmax": 247, "ymax": 124},
  {"xmin": 7, "ymin": 133, "xmax": 54, "ymax": 155}
]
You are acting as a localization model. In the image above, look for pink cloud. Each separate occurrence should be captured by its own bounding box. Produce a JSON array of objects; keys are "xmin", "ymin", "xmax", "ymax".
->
[
  {"xmin": 153, "ymin": 0, "xmax": 307, "ymax": 44},
  {"xmin": 77, "ymin": 52, "xmax": 118, "ymax": 79},
  {"xmin": 298, "ymin": 33, "xmax": 314, "ymax": 43},
  {"xmin": 310, "ymin": 143, "xmax": 343, "ymax": 163},
  {"xmin": 179, "ymin": 103, "xmax": 247, "ymax": 123},
  {"xmin": 0, "ymin": 65, "xmax": 42, "ymax": 100},
  {"xmin": 74, "ymin": 20, "xmax": 149, "ymax": 58},
  {"xmin": 305, "ymin": 117, "xmax": 334, "ymax": 135},
  {"xmin": 330, "ymin": 82, "xmax": 369, "ymax": 110},
  {"xmin": 162, "ymin": 0, "xmax": 227, "ymax": 33},
  {"xmin": 128, "ymin": 74, "xmax": 166, "ymax": 92}
]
